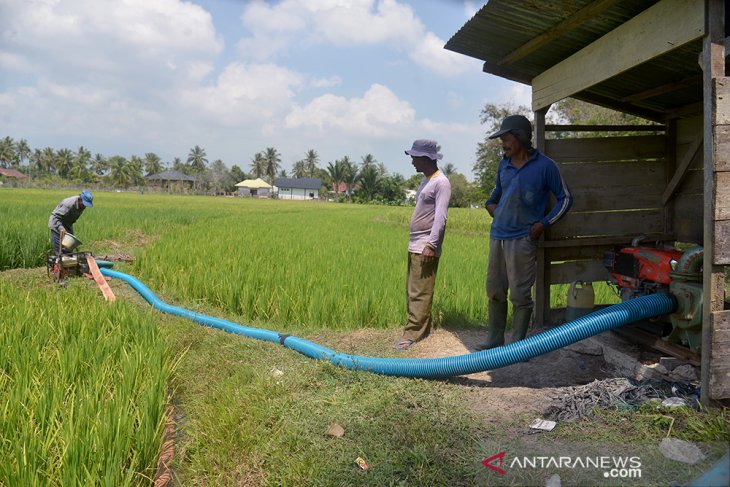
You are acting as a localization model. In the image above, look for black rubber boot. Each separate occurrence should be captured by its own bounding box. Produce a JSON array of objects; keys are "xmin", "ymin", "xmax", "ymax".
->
[
  {"xmin": 475, "ymin": 300, "xmax": 508, "ymax": 351},
  {"xmin": 510, "ymin": 306, "xmax": 533, "ymax": 343}
]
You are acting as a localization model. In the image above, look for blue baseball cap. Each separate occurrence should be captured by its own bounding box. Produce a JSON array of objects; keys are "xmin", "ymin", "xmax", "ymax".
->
[{"xmin": 80, "ymin": 190, "xmax": 93, "ymax": 208}]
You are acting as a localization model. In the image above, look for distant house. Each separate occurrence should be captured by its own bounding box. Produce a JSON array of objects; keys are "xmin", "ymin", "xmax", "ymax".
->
[
  {"xmin": 0, "ymin": 168, "xmax": 27, "ymax": 180},
  {"xmin": 274, "ymin": 177, "xmax": 322, "ymax": 200},
  {"xmin": 146, "ymin": 169, "xmax": 196, "ymax": 189},
  {"xmin": 235, "ymin": 178, "xmax": 271, "ymax": 197}
]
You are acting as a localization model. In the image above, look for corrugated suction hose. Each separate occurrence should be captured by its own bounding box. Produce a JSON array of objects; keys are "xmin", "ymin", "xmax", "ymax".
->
[{"xmin": 100, "ymin": 268, "xmax": 677, "ymax": 379}]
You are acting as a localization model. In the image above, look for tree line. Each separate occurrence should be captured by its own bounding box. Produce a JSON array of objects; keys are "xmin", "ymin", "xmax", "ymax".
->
[
  {"xmin": 2, "ymin": 99, "xmax": 639, "ymax": 206},
  {"xmin": 0, "ymin": 138, "xmax": 479, "ymax": 206}
]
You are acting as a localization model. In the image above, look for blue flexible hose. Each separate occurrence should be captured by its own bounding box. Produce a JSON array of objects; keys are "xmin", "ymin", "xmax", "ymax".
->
[{"xmin": 100, "ymin": 268, "xmax": 678, "ymax": 379}]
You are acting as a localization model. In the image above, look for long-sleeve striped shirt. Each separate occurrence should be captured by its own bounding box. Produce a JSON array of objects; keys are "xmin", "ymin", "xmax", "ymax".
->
[
  {"xmin": 408, "ymin": 171, "xmax": 451, "ymax": 256},
  {"xmin": 486, "ymin": 149, "xmax": 572, "ymax": 240}
]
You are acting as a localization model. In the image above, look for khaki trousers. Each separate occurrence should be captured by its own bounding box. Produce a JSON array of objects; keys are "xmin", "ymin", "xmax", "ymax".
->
[{"xmin": 402, "ymin": 252, "xmax": 440, "ymax": 342}]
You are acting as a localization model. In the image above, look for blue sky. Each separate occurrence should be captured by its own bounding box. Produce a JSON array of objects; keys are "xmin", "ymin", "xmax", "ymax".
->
[{"xmin": 0, "ymin": 0, "xmax": 530, "ymax": 178}]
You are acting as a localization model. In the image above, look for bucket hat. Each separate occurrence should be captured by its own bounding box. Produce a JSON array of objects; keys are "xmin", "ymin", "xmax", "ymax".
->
[
  {"xmin": 80, "ymin": 190, "xmax": 94, "ymax": 208},
  {"xmin": 488, "ymin": 115, "xmax": 533, "ymax": 140},
  {"xmin": 405, "ymin": 139, "xmax": 443, "ymax": 160}
]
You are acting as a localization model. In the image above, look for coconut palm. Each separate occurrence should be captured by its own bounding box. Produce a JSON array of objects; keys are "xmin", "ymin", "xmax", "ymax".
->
[
  {"xmin": 69, "ymin": 147, "xmax": 91, "ymax": 182},
  {"xmin": 108, "ymin": 155, "xmax": 132, "ymax": 187},
  {"xmin": 304, "ymin": 149, "xmax": 319, "ymax": 177},
  {"xmin": 55, "ymin": 148, "xmax": 74, "ymax": 179},
  {"xmin": 187, "ymin": 145, "xmax": 208, "ymax": 174},
  {"xmin": 0, "ymin": 136, "xmax": 15, "ymax": 168},
  {"xmin": 340, "ymin": 156, "xmax": 358, "ymax": 201},
  {"xmin": 16, "ymin": 139, "xmax": 30, "ymax": 167},
  {"xmin": 128, "ymin": 155, "xmax": 145, "ymax": 186},
  {"xmin": 144, "ymin": 152, "xmax": 163, "ymax": 176},
  {"xmin": 41, "ymin": 147, "xmax": 56, "ymax": 174},
  {"xmin": 29, "ymin": 149, "xmax": 43, "ymax": 176},
  {"xmin": 263, "ymin": 147, "xmax": 281, "ymax": 184},
  {"xmin": 358, "ymin": 164, "xmax": 381, "ymax": 201},
  {"xmin": 292, "ymin": 160, "xmax": 307, "ymax": 178},
  {"xmin": 360, "ymin": 153, "xmax": 376, "ymax": 171},
  {"xmin": 250, "ymin": 152, "xmax": 265, "ymax": 178},
  {"xmin": 327, "ymin": 160, "xmax": 344, "ymax": 196},
  {"xmin": 172, "ymin": 157, "xmax": 187, "ymax": 173},
  {"xmin": 442, "ymin": 163, "xmax": 456, "ymax": 177},
  {"xmin": 92, "ymin": 153, "xmax": 108, "ymax": 177}
]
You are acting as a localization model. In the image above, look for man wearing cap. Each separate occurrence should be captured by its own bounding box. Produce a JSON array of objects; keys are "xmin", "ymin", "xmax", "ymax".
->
[
  {"xmin": 48, "ymin": 190, "xmax": 94, "ymax": 255},
  {"xmin": 393, "ymin": 140, "xmax": 451, "ymax": 351},
  {"xmin": 475, "ymin": 115, "xmax": 572, "ymax": 351}
]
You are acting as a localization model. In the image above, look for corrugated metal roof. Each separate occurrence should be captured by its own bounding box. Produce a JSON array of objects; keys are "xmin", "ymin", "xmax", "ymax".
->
[
  {"xmin": 274, "ymin": 177, "xmax": 323, "ymax": 190},
  {"xmin": 445, "ymin": 0, "xmax": 703, "ymax": 121}
]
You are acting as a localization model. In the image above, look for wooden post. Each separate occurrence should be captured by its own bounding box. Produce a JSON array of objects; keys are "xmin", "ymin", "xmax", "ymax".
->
[
  {"xmin": 534, "ymin": 106, "xmax": 551, "ymax": 325},
  {"xmin": 701, "ymin": 0, "xmax": 726, "ymax": 404}
]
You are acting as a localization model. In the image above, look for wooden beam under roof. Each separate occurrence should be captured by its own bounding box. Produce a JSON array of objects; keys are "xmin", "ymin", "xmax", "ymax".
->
[
  {"xmin": 620, "ymin": 75, "xmax": 703, "ymax": 103},
  {"xmin": 499, "ymin": 0, "xmax": 622, "ymax": 66},
  {"xmin": 532, "ymin": 0, "xmax": 704, "ymax": 111}
]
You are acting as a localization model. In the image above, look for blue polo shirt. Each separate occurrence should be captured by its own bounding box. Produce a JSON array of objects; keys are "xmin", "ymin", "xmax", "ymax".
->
[{"xmin": 486, "ymin": 149, "xmax": 573, "ymax": 240}]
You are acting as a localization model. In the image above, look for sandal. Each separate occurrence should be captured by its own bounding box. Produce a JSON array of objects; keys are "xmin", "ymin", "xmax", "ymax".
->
[{"xmin": 393, "ymin": 339, "xmax": 414, "ymax": 351}]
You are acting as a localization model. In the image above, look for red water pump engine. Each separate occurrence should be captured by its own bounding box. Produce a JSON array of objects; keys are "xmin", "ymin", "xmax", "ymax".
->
[
  {"xmin": 603, "ymin": 245, "xmax": 684, "ymax": 301},
  {"xmin": 604, "ymin": 242, "xmax": 704, "ymax": 351}
]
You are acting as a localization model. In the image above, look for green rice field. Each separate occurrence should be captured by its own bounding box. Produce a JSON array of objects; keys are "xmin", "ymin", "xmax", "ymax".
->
[{"xmin": 2, "ymin": 187, "xmax": 656, "ymax": 486}]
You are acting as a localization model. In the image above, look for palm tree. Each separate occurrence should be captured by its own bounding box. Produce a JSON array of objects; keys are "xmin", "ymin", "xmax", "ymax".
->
[
  {"xmin": 144, "ymin": 152, "xmax": 163, "ymax": 176},
  {"xmin": 292, "ymin": 160, "xmax": 307, "ymax": 178},
  {"xmin": 250, "ymin": 152, "xmax": 265, "ymax": 178},
  {"xmin": 187, "ymin": 145, "xmax": 208, "ymax": 174},
  {"xmin": 92, "ymin": 153, "xmax": 108, "ymax": 178},
  {"xmin": 69, "ymin": 147, "xmax": 91, "ymax": 182},
  {"xmin": 442, "ymin": 163, "xmax": 456, "ymax": 177},
  {"xmin": 263, "ymin": 147, "xmax": 281, "ymax": 184},
  {"xmin": 108, "ymin": 155, "xmax": 132, "ymax": 187},
  {"xmin": 41, "ymin": 147, "xmax": 56, "ymax": 174},
  {"xmin": 0, "ymin": 136, "xmax": 15, "ymax": 168},
  {"xmin": 128, "ymin": 156, "xmax": 145, "ymax": 186},
  {"xmin": 340, "ymin": 156, "xmax": 358, "ymax": 201},
  {"xmin": 304, "ymin": 149, "xmax": 319, "ymax": 177},
  {"xmin": 327, "ymin": 160, "xmax": 344, "ymax": 196},
  {"xmin": 16, "ymin": 139, "xmax": 30, "ymax": 167},
  {"xmin": 29, "ymin": 149, "xmax": 43, "ymax": 176},
  {"xmin": 358, "ymin": 165, "xmax": 381, "ymax": 201},
  {"xmin": 172, "ymin": 157, "xmax": 187, "ymax": 173},
  {"xmin": 55, "ymin": 148, "xmax": 74, "ymax": 179},
  {"xmin": 361, "ymin": 153, "xmax": 377, "ymax": 170}
]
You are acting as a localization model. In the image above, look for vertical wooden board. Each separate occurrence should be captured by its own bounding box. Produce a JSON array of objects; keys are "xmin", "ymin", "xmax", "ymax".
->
[
  {"xmin": 715, "ymin": 172, "xmax": 730, "ymax": 220},
  {"xmin": 714, "ymin": 220, "xmax": 730, "ymax": 264},
  {"xmin": 550, "ymin": 260, "xmax": 610, "ymax": 284},
  {"xmin": 714, "ymin": 125, "xmax": 730, "ymax": 171},
  {"xmin": 672, "ymin": 193, "xmax": 704, "ymax": 244},
  {"xmin": 709, "ymin": 310, "xmax": 730, "ymax": 399},
  {"xmin": 713, "ymin": 77, "xmax": 730, "ymax": 125}
]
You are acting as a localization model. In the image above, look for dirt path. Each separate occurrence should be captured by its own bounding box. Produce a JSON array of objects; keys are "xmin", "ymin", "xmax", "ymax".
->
[{"xmin": 320, "ymin": 326, "xmax": 619, "ymax": 423}]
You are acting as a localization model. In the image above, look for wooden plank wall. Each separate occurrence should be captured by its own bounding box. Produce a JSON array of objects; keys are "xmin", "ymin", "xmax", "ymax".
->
[
  {"xmin": 673, "ymin": 116, "xmax": 704, "ymax": 243},
  {"xmin": 541, "ymin": 133, "xmax": 669, "ymax": 287}
]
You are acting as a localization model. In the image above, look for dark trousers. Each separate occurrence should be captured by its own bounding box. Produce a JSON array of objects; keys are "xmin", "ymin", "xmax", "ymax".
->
[
  {"xmin": 50, "ymin": 230, "xmax": 70, "ymax": 255},
  {"xmin": 402, "ymin": 252, "xmax": 440, "ymax": 342}
]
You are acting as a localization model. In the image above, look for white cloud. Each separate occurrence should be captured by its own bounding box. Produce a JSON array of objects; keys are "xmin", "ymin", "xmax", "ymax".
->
[
  {"xmin": 286, "ymin": 83, "xmax": 415, "ymax": 136},
  {"xmin": 310, "ymin": 75, "xmax": 342, "ymax": 89},
  {"xmin": 236, "ymin": 0, "xmax": 471, "ymax": 76},
  {"xmin": 181, "ymin": 62, "xmax": 304, "ymax": 125}
]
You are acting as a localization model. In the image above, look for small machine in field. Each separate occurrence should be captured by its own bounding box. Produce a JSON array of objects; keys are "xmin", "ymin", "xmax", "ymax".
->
[{"xmin": 604, "ymin": 239, "xmax": 704, "ymax": 351}]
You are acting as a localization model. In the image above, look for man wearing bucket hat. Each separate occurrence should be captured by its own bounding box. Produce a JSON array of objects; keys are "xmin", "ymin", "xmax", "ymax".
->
[
  {"xmin": 393, "ymin": 140, "xmax": 451, "ymax": 351},
  {"xmin": 48, "ymin": 190, "xmax": 94, "ymax": 255},
  {"xmin": 475, "ymin": 115, "xmax": 573, "ymax": 351}
]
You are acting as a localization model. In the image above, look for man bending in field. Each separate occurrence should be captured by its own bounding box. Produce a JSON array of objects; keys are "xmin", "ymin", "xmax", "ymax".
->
[
  {"xmin": 393, "ymin": 140, "xmax": 451, "ymax": 351},
  {"xmin": 48, "ymin": 190, "xmax": 94, "ymax": 254}
]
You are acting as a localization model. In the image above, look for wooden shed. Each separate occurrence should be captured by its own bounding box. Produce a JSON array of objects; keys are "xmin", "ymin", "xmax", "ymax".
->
[{"xmin": 446, "ymin": 0, "xmax": 728, "ymax": 403}]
